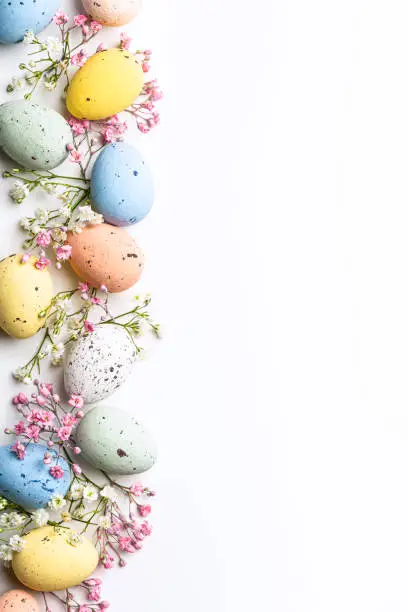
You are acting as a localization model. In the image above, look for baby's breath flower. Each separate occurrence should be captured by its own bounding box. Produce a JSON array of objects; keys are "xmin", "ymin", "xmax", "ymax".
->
[
  {"xmin": 98, "ymin": 516, "xmax": 111, "ymax": 529},
  {"xmin": 8, "ymin": 535, "xmax": 26, "ymax": 552},
  {"xmin": 0, "ymin": 498, "xmax": 8, "ymax": 511},
  {"xmin": 35, "ymin": 208, "xmax": 49, "ymax": 223},
  {"xmin": 61, "ymin": 511, "xmax": 72, "ymax": 522},
  {"xmin": 100, "ymin": 486, "xmax": 118, "ymax": 502},
  {"xmin": 44, "ymin": 36, "xmax": 63, "ymax": 59},
  {"xmin": 23, "ymin": 30, "xmax": 35, "ymax": 44},
  {"xmin": 20, "ymin": 217, "xmax": 32, "ymax": 231},
  {"xmin": 69, "ymin": 483, "xmax": 84, "ymax": 501},
  {"xmin": 9, "ymin": 181, "xmax": 29, "ymax": 204},
  {"xmin": 0, "ymin": 545, "xmax": 13, "ymax": 562},
  {"xmin": 66, "ymin": 532, "xmax": 81, "ymax": 547},
  {"xmin": 83, "ymin": 485, "xmax": 99, "ymax": 503},
  {"xmin": 49, "ymin": 494, "xmax": 67, "ymax": 511},
  {"xmin": 13, "ymin": 367, "xmax": 29, "ymax": 382},
  {"xmin": 32, "ymin": 508, "xmax": 49, "ymax": 527}
]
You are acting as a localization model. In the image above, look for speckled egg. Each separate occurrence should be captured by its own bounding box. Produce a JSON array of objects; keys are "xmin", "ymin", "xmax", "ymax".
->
[
  {"xmin": 82, "ymin": 0, "xmax": 142, "ymax": 25},
  {"xmin": 64, "ymin": 325, "xmax": 137, "ymax": 404},
  {"xmin": 0, "ymin": 590, "xmax": 40, "ymax": 612},
  {"xmin": 91, "ymin": 143, "xmax": 154, "ymax": 226},
  {"xmin": 0, "ymin": 444, "xmax": 70, "ymax": 509},
  {"xmin": 66, "ymin": 48, "xmax": 144, "ymax": 120},
  {"xmin": 0, "ymin": 0, "xmax": 59, "ymax": 44},
  {"xmin": 12, "ymin": 526, "xmax": 98, "ymax": 591},
  {"xmin": 75, "ymin": 405, "xmax": 157, "ymax": 474},
  {"xmin": 0, "ymin": 255, "xmax": 52, "ymax": 339},
  {"xmin": 0, "ymin": 101, "xmax": 71, "ymax": 170},
  {"xmin": 67, "ymin": 223, "xmax": 144, "ymax": 292}
]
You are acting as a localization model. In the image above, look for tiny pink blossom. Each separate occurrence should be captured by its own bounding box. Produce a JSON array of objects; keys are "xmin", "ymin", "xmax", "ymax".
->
[
  {"xmin": 78, "ymin": 606, "xmax": 92, "ymax": 612},
  {"xmin": 26, "ymin": 424, "xmax": 40, "ymax": 442},
  {"xmin": 18, "ymin": 392, "xmax": 29, "ymax": 405},
  {"xmin": 43, "ymin": 452, "xmax": 52, "ymax": 464},
  {"xmin": 39, "ymin": 410, "xmax": 55, "ymax": 424},
  {"xmin": 39, "ymin": 384, "xmax": 52, "ymax": 397},
  {"xmin": 74, "ymin": 14, "xmax": 88, "ymax": 26},
  {"xmin": 84, "ymin": 320, "xmax": 95, "ymax": 333},
  {"xmin": 88, "ymin": 585, "xmax": 101, "ymax": 601},
  {"xmin": 14, "ymin": 421, "xmax": 25, "ymax": 435},
  {"xmin": 53, "ymin": 9, "xmax": 69, "ymax": 25},
  {"xmin": 62, "ymin": 414, "xmax": 78, "ymax": 427},
  {"xmin": 102, "ymin": 554, "xmax": 115, "ymax": 569},
  {"xmin": 90, "ymin": 296, "xmax": 102, "ymax": 305},
  {"xmin": 130, "ymin": 482, "xmax": 144, "ymax": 496},
  {"xmin": 72, "ymin": 464, "xmax": 82, "ymax": 476},
  {"xmin": 57, "ymin": 426, "xmax": 72, "ymax": 441},
  {"xmin": 120, "ymin": 32, "xmax": 132, "ymax": 50},
  {"xmin": 75, "ymin": 410, "xmax": 85, "ymax": 419},
  {"xmin": 137, "ymin": 504, "xmax": 151, "ymax": 517},
  {"xmin": 68, "ymin": 394, "xmax": 84, "ymax": 410},
  {"xmin": 100, "ymin": 284, "xmax": 108, "ymax": 292},
  {"xmin": 49, "ymin": 465, "xmax": 64, "ymax": 479},
  {"xmin": 97, "ymin": 42, "xmax": 107, "ymax": 52},
  {"xmin": 142, "ymin": 61, "xmax": 150, "ymax": 73},
  {"xmin": 140, "ymin": 520, "xmax": 153, "ymax": 536},
  {"xmin": 78, "ymin": 282, "xmax": 89, "ymax": 293},
  {"xmin": 36, "ymin": 395, "xmax": 46, "ymax": 407},
  {"xmin": 69, "ymin": 150, "xmax": 83, "ymax": 163},
  {"xmin": 21, "ymin": 253, "xmax": 31, "ymax": 264},
  {"xmin": 36, "ymin": 230, "xmax": 51, "ymax": 247},
  {"xmin": 73, "ymin": 446, "xmax": 81, "ymax": 454},
  {"xmin": 99, "ymin": 602, "xmax": 110, "ymax": 609},
  {"xmin": 90, "ymin": 20, "xmax": 102, "ymax": 32},
  {"xmin": 35, "ymin": 255, "xmax": 51, "ymax": 271},
  {"xmin": 56, "ymin": 245, "xmax": 72, "ymax": 261},
  {"xmin": 11, "ymin": 441, "xmax": 26, "ymax": 460},
  {"xmin": 71, "ymin": 49, "xmax": 88, "ymax": 67},
  {"xmin": 27, "ymin": 409, "xmax": 42, "ymax": 423}
]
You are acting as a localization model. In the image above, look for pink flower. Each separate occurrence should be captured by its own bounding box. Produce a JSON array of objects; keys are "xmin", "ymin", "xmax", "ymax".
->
[
  {"xmin": 26, "ymin": 424, "xmax": 40, "ymax": 442},
  {"xmin": 84, "ymin": 320, "xmax": 95, "ymax": 333},
  {"xmin": 68, "ymin": 394, "xmax": 84, "ymax": 410},
  {"xmin": 130, "ymin": 482, "xmax": 144, "ymax": 496},
  {"xmin": 99, "ymin": 601, "xmax": 110, "ymax": 609},
  {"xmin": 74, "ymin": 14, "xmax": 88, "ymax": 26},
  {"xmin": 21, "ymin": 253, "xmax": 31, "ymax": 264},
  {"xmin": 68, "ymin": 117, "xmax": 89, "ymax": 135},
  {"xmin": 72, "ymin": 464, "xmax": 82, "ymax": 476},
  {"xmin": 39, "ymin": 384, "xmax": 52, "ymax": 397},
  {"xmin": 57, "ymin": 426, "xmax": 72, "ymax": 441},
  {"xmin": 35, "ymin": 255, "xmax": 51, "ymax": 270},
  {"xmin": 137, "ymin": 504, "xmax": 151, "ymax": 517},
  {"xmin": 69, "ymin": 150, "xmax": 83, "ymax": 163},
  {"xmin": 56, "ymin": 245, "xmax": 72, "ymax": 261},
  {"xmin": 78, "ymin": 606, "xmax": 92, "ymax": 612},
  {"xmin": 96, "ymin": 42, "xmax": 107, "ymax": 52},
  {"xmin": 11, "ymin": 441, "xmax": 26, "ymax": 460},
  {"xmin": 27, "ymin": 409, "xmax": 42, "ymax": 423},
  {"xmin": 14, "ymin": 421, "xmax": 25, "ymax": 435},
  {"xmin": 88, "ymin": 585, "xmax": 101, "ymax": 601},
  {"xmin": 49, "ymin": 465, "xmax": 64, "ymax": 479},
  {"xmin": 90, "ymin": 296, "xmax": 102, "ymax": 305},
  {"xmin": 140, "ymin": 520, "xmax": 152, "ymax": 536},
  {"xmin": 120, "ymin": 32, "xmax": 132, "ymax": 50},
  {"xmin": 35, "ymin": 230, "xmax": 51, "ymax": 247},
  {"xmin": 39, "ymin": 411, "xmax": 55, "ymax": 424},
  {"xmin": 71, "ymin": 50, "xmax": 88, "ymax": 67},
  {"xmin": 43, "ymin": 452, "xmax": 52, "ymax": 464},
  {"xmin": 53, "ymin": 9, "xmax": 69, "ymax": 25},
  {"xmin": 118, "ymin": 537, "xmax": 135, "ymax": 553},
  {"xmin": 90, "ymin": 20, "xmax": 102, "ymax": 32},
  {"xmin": 100, "ymin": 284, "xmax": 108, "ymax": 292},
  {"xmin": 36, "ymin": 395, "xmax": 46, "ymax": 407},
  {"xmin": 62, "ymin": 414, "xmax": 77, "ymax": 427},
  {"xmin": 18, "ymin": 392, "xmax": 29, "ymax": 405},
  {"xmin": 73, "ymin": 446, "xmax": 81, "ymax": 454},
  {"xmin": 78, "ymin": 282, "xmax": 89, "ymax": 293},
  {"xmin": 142, "ymin": 61, "xmax": 150, "ymax": 73},
  {"xmin": 102, "ymin": 553, "xmax": 115, "ymax": 569}
]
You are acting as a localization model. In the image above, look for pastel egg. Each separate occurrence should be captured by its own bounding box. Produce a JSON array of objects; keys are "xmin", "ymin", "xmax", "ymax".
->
[
  {"xmin": 0, "ymin": 101, "xmax": 71, "ymax": 170},
  {"xmin": 66, "ymin": 49, "xmax": 144, "ymax": 120},
  {"xmin": 12, "ymin": 526, "xmax": 98, "ymax": 591},
  {"xmin": 82, "ymin": 0, "xmax": 142, "ymax": 26},
  {"xmin": 0, "ymin": 444, "xmax": 70, "ymax": 509},
  {"xmin": 0, "ymin": 255, "xmax": 52, "ymax": 339},
  {"xmin": 64, "ymin": 325, "xmax": 137, "ymax": 404},
  {"xmin": 0, "ymin": 0, "xmax": 59, "ymax": 44},
  {"xmin": 75, "ymin": 404, "xmax": 157, "ymax": 474},
  {"xmin": 67, "ymin": 223, "xmax": 144, "ymax": 292},
  {"xmin": 0, "ymin": 590, "xmax": 39, "ymax": 612},
  {"xmin": 91, "ymin": 143, "xmax": 154, "ymax": 226}
]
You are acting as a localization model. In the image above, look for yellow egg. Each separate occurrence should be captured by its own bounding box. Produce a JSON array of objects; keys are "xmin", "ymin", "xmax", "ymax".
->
[
  {"xmin": 0, "ymin": 589, "xmax": 40, "ymax": 612},
  {"xmin": 12, "ymin": 526, "xmax": 99, "ymax": 592},
  {"xmin": 66, "ymin": 48, "xmax": 144, "ymax": 120},
  {"xmin": 0, "ymin": 255, "xmax": 52, "ymax": 339}
]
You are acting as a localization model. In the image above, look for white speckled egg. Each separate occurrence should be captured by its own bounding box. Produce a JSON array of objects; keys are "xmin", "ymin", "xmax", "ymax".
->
[
  {"xmin": 75, "ymin": 404, "xmax": 157, "ymax": 474},
  {"xmin": 82, "ymin": 0, "xmax": 142, "ymax": 26},
  {"xmin": 64, "ymin": 325, "xmax": 137, "ymax": 404}
]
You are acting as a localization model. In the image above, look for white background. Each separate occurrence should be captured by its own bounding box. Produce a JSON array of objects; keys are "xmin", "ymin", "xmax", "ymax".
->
[{"xmin": 1, "ymin": 0, "xmax": 408, "ymax": 611}]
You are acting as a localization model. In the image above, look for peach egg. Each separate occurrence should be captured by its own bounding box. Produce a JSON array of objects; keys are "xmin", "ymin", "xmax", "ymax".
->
[{"xmin": 0, "ymin": 589, "xmax": 40, "ymax": 612}]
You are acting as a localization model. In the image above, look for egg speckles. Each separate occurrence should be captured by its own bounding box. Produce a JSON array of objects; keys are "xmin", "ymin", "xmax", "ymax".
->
[
  {"xmin": 82, "ymin": 0, "xmax": 142, "ymax": 26},
  {"xmin": 0, "ymin": 101, "xmax": 71, "ymax": 170},
  {"xmin": 64, "ymin": 325, "xmax": 137, "ymax": 404},
  {"xmin": 91, "ymin": 143, "xmax": 154, "ymax": 226},
  {"xmin": 0, "ymin": 444, "xmax": 70, "ymax": 509},
  {"xmin": 0, "ymin": 0, "xmax": 59, "ymax": 44},
  {"xmin": 67, "ymin": 223, "xmax": 144, "ymax": 292},
  {"xmin": 12, "ymin": 526, "xmax": 98, "ymax": 591},
  {"xmin": 0, "ymin": 255, "xmax": 52, "ymax": 339},
  {"xmin": 75, "ymin": 405, "xmax": 157, "ymax": 474},
  {"xmin": 66, "ymin": 49, "xmax": 144, "ymax": 120},
  {"xmin": 0, "ymin": 590, "xmax": 40, "ymax": 612}
]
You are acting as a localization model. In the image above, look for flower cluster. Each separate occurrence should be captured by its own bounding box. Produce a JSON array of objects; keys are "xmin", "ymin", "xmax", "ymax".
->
[
  {"xmin": 13, "ymin": 290, "xmax": 159, "ymax": 382},
  {"xmin": 42, "ymin": 577, "xmax": 109, "ymax": 611}
]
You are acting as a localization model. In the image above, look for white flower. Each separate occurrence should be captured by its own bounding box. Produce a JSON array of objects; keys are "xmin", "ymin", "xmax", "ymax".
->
[
  {"xmin": 68, "ymin": 483, "xmax": 84, "ymax": 501},
  {"xmin": 35, "ymin": 208, "xmax": 49, "ymax": 223},
  {"xmin": 82, "ymin": 485, "xmax": 99, "ymax": 503},
  {"xmin": 0, "ymin": 512, "xmax": 24, "ymax": 528},
  {"xmin": 44, "ymin": 37, "xmax": 62, "ymax": 58},
  {"xmin": 72, "ymin": 507, "xmax": 85, "ymax": 519},
  {"xmin": 8, "ymin": 535, "xmax": 26, "ymax": 552},
  {"xmin": 98, "ymin": 516, "xmax": 111, "ymax": 529},
  {"xmin": 49, "ymin": 494, "xmax": 67, "ymax": 511},
  {"xmin": 23, "ymin": 30, "xmax": 35, "ymax": 44},
  {"xmin": 30, "ymin": 222, "xmax": 41, "ymax": 235},
  {"xmin": 20, "ymin": 217, "xmax": 32, "ymax": 231},
  {"xmin": 68, "ymin": 317, "xmax": 83, "ymax": 330},
  {"xmin": 70, "ymin": 206, "xmax": 104, "ymax": 230},
  {"xmin": 0, "ymin": 545, "xmax": 12, "ymax": 562},
  {"xmin": 40, "ymin": 181, "xmax": 58, "ymax": 195},
  {"xmin": 32, "ymin": 509, "xmax": 49, "ymax": 527},
  {"xmin": 9, "ymin": 181, "xmax": 29, "ymax": 204},
  {"xmin": 51, "ymin": 227, "xmax": 67, "ymax": 243},
  {"xmin": 10, "ymin": 77, "xmax": 26, "ymax": 90},
  {"xmin": 51, "ymin": 343, "xmax": 65, "ymax": 366},
  {"xmin": 13, "ymin": 367, "xmax": 28, "ymax": 382},
  {"xmin": 100, "ymin": 486, "xmax": 118, "ymax": 502},
  {"xmin": 22, "ymin": 376, "xmax": 33, "ymax": 385},
  {"xmin": 44, "ymin": 79, "xmax": 57, "ymax": 91},
  {"xmin": 66, "ymin": 532, "xmax": 81, "ymax": 547}
]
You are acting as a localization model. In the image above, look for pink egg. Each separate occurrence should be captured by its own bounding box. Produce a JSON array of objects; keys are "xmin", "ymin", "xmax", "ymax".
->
[
  {"xmin": 82, "ymin": 0, "xmax": 142, "ymax": 26},
  {"xmin": 0, "ymin": 590, "xmax": 40, "ymax": 612}
]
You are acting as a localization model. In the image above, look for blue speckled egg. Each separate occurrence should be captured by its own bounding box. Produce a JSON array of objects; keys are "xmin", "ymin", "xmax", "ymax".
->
[
  {"xmin": 91, "ymin": 143, "xmax": 154, "ymax": 226},
  {"xmin": 0, "ymin": 444, "xmax": 70, "ymax": 509},
  {"xmin": 0, "ymin": 0, "xmax": 60, "ymax": 44}
]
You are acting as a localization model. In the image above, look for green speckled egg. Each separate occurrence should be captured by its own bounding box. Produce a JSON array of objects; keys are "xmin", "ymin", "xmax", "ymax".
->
[
  {"xmin": 0, "ymin": 254, "xmax": 52, "ymax": 339},
  {"xmin": 0, "ymin": 100, "xmax": 71, "ymax": 170},
  {"xmin": 75, "ymin": 405, "xmax": 157, "ymax": 474}
]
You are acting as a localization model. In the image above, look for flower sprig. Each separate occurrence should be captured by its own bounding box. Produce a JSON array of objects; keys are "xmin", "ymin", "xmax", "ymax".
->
[{"xmin": 13, "ymin": 289, "xmax": 160, "ymax": 383}]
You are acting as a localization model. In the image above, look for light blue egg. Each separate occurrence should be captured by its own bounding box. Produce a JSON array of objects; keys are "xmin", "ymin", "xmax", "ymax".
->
[
  {"xmin": 91, "ymin": 142, "xmax": 154, "ymax": 226},
  {"xmin": 0, "ymin": 444, "xmax": 70, "ymax": 509},
  {"xmin": 0, "ymin": 0, "xmax": 59, "ymax": 44}
]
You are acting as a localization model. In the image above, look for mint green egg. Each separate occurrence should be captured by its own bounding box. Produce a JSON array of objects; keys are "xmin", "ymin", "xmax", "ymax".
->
[{"xmin": 0, "ymin": 100, "xmax": 71, "ymax": 170}]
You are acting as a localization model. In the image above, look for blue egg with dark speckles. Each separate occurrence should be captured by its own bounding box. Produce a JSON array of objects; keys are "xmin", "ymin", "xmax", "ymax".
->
[
  {"xmin": 0, "ymin": 444, "xmax": 70, "ymax": 509},
  {"xmin": 91, "ymin": 142, "xmax": 154, "ymax": 226},
  {"xmin": 0, "ymin": 0, "xmax": 60, "ymax": 44}
]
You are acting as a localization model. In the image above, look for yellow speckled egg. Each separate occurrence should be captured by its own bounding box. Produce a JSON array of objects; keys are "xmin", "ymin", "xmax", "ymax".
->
[
  {"xmin": 67, "ymin": 223, "xmax": 144, "ymax": 292},
  {"xmin": 0, "ymin": 590, "xmax": 40, "ymax": 612},
  {"xmin": 0, "ymin": 255, "xmax": 52, "ymax": 339},
  {"xmin": 66, "ymin": 48, "xmax": 144, "ymax": 120},
  {"xmin": 82, "ymin": 0, "xmax": 142, "ymax": 26},
  {"xmin": 12, "ymin": 526, "xmax": 98, "ymax": 592}
]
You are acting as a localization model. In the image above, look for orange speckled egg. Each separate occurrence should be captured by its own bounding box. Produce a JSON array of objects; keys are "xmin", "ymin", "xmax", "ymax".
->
[
  {"xmin": 67, "ymin": 223, "xmax": 144, "ymax": 292},
  {"xmin": 82, "ymin": 0, "xmax": 142, "ymax": 26},
  {"xmin": 0, "ymin": 589, "xmax": 40, "ymax": 612}
]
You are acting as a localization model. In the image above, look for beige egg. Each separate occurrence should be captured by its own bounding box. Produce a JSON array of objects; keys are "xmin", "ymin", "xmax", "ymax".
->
[
  {"xmin": 82, "ymin": 0, "xmax": 142, "ymax": 26},
  {"xmin": 67, "ymin": 223, "xmax": 144, "ymax": 292},
  {"xmin": 0, "ymin": 255, "xmax": 52, "ymax": 339},
  {"xmin": 0, "ymin": 590, "xmax": 39, "ymax": 612}
]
